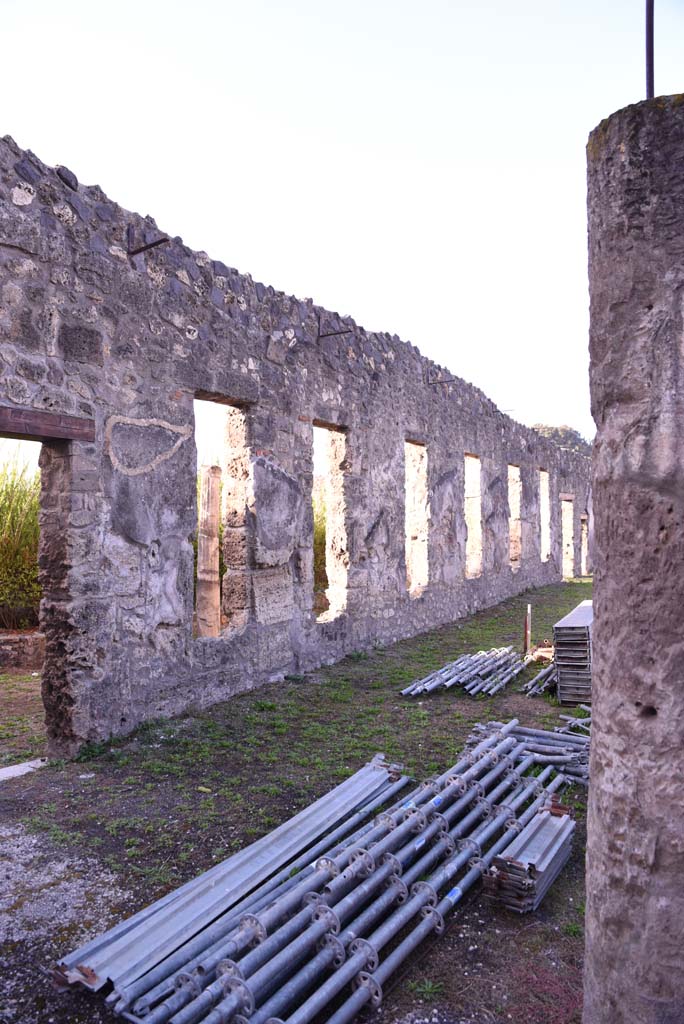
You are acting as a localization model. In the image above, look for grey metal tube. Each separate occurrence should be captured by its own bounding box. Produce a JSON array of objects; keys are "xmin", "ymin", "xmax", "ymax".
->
[
  {"xmin": 325, "ymin": 734, "xmax": 517, "ymax": 902},
  {"xmin": 268, "ymin": 949, "xmax": 370, "ymax": 1024},
  {"xmin": 142, "ymin": 745, "xmax": 501, "ymax": 1021},
  {"xmin": 346, "ymin": 771, "xmax": 564, "ymax": 1024},
  {"xmin": 274, "ymin": 867, "xmax": 449, "ymax": 1024},
  {"xmin": 523, "ymin": 662, "xmax": 555, "ymax": 691},
  {"xmin": 246, "ymin": 872, "xmax": 405, "ymax": 1024},
  {"xmin": 149, "ymin": 821, "xmax": 393, "ymax": 1024},
  {"xmin": 136, "ymin": 818, "xmax": 377, "ymax": 1021},
  {"xmin": 239, "ymin": 942, "xmax": 340, "ymax": 1024},
  {"xmin": 242, "ymin": 914, "xmax": 334, "ymax": 997},
  {"xmin": 170, "ymin": 797, "xmax": 442, "ymax": 1024},
  {"xmin": 354, "ymin": 736, "xmax": 518, "ymax": 877},
  {"xmin": 427, "ymin": 779, "xmax": 543, "ymax": 895},
  {"xmin": 521, "ymin": 742, "xmax": 577, "ymax": 755},
  {"xmin": 193, "ymin": 763, "xmax": 559, "ymax": 1024},
  {"xmin": 135, "ymin": 724, "xmax": 548, "ymax": 1024},
  {"xmin": 247, "ymin": 878, "xmax": 408, "ymax": 1024},
  {"xmin": 131, "ymin": 873, "xmax": 313, "ymax": 1014},
  {"xmin": 129, "ymin": 779, "xmax": 412, "ymax": 1014},
  {"xmin": 254, "ymin": 776, "xmax": 436, "ymax": 934},
  {"xmin": 337, "ymin": 879, "xmax": 405, "ymax": 948},
  {"xmin": 238, "ymin": 907, "xmax": 314, "ymax": 979},
  {"xmin": 375, "ymin": 910, "xmax": 436, "ymax": 987},
  {"xmin": 506, "ymin": 726, "xmax": 588, "ymax": 747},
  {"xmin": 325, "ymin": 775, "xmax": 569, "ymax": 1024},
  {"xmin": 486, "ymin": 662, "xmax": 529, "ymax": 696},
  {"xmin": 401, "ymin": 755, "xmax": 536, "ymax": 888},
  {"xmin": 318, "ymin": 975, "xmax": 372, "ymax": 1024},
  {"xmin": 430, "ymin": 721, "xmax": 514, "ymax": 787},
  {"xmin": 437, "ymin": 774, "xmax": 568, "ymax": 917},
  {"xmin": 169, "ymin": 912, "xmax": 331, "ymax": 1024},
  {"xmin": 173, "ymin": 748, "xmax": 519, "ymax": 1024}
]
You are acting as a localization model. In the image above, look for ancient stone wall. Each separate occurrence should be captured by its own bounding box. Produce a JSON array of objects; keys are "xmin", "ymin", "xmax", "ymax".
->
[
  {"xmin": 0, "ymin": 137, "xmax": 589, "ymax": 755},
  {"xmin": 585, "ymin": 96, "xmax": 684, "ymax": 1023}
]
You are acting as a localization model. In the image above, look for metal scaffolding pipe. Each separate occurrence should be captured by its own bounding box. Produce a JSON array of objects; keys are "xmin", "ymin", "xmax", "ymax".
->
[
  {"xmin": 322, "ymin": 775, "xmax": 568, "ymax": 1024},
  {"xmin": 154, "ymin": 735, "xmax": 519, "ymax": 1024},
  {"xmin": 73, "ymin": 720, "xmax": 576, "ymax": 1024},
  {"xmin": 173, "ymin": 735, "xmax": 541, "ymax": 1024}
]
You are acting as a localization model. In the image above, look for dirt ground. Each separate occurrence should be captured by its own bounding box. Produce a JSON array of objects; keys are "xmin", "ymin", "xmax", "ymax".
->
[{"xmin": 0, "ymin": 580, "xmax": 591, "ymax": 1024}]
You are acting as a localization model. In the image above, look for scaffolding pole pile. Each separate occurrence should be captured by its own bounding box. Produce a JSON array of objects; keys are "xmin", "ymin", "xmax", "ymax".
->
[
  {"xmin": 469, "ymin": 721, "xmax": 590, "ymax": 786},
  {"xmin": 54, "ymin": 720, "xmax": 573, "ymax": 1024},
  {"xmin": 556, "ymin": 706, "xmax": 592, "ymax": 735},
  {"xmin": 521, "ymin": 661, "xmax": 557, "ymax": 697},
  {"xmin": 401, "ymin": 647, "xmax": 534, "ymax": 699}
]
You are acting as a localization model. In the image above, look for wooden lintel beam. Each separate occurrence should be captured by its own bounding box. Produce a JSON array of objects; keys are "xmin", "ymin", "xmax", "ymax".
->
[{"xmin": 0, "ymin": 405, "xmax": 96, "ymax": 443}]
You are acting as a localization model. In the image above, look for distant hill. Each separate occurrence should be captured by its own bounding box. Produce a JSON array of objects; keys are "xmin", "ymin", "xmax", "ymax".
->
[{"xmin": 532, "ymin": 424, "xmax": 592, "ymax": 457}]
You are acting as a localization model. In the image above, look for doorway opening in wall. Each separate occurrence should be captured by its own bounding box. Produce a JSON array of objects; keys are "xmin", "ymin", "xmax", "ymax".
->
[
  {"xmin": 193, "ymin": 396, "xmax": 249, "ymax": 638},
  {"xmin": 312, "ymin": 422, "xmax": 348, "ymax": 621},
  {"xmin": 539, "ymin": 469, "xmax": 551, "ymax": 563},
  {"xmin": 561, "ymin": 498, "xmax": 574, "ymax": 579},
  {"xmin": 404, "ymin": 440, "xmax": 429, "ymax": 596},
  {"xmin": 0, "ymin": 435, "xmax": 46, "ymax": 768},
  {"xmin": 508, "ymin": 464, "xmax": 522, "ymax": 571},
  {"xmin": 464, "ymin": 453, "xmax": 482, "ymax": 579},
  {"xmin": 580, "ymin": 514, "xmax": 589, "ymax": 576}
]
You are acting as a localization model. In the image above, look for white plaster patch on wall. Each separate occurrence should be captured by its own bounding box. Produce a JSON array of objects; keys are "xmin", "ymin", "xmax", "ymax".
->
[
  {"xmin": 105, "ymin": 415, "xmax": 192, "ymax": 477},
  {"xmin": 11, "ymin": 183, "xmax": 34, "ymax": 206}
]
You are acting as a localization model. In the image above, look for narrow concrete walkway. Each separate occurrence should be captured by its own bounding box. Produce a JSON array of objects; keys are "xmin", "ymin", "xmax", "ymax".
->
[{"xmin": 0, "ymin": 758, "xmax": 47, "ymax": 783}]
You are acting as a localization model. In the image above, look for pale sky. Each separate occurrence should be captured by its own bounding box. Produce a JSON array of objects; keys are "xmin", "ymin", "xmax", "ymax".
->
[{"xmin": 2, "ymin": 0, "xmax": 683, "ymax": 466}]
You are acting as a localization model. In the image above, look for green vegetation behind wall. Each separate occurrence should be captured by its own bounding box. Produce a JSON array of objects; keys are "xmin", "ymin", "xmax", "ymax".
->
[
  {"xmin": 0, "ymin": 461, "xmax": 41, "ymax": 629},
  {"xmin": 313, "ymin": 493, "xmax": 328, "ymax": 595}
]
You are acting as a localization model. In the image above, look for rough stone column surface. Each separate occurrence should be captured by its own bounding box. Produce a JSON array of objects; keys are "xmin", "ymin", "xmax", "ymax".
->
[
  {"xmin": 196, "ymin": 464, "xmax": 221, "ymax": 637},
  {"xmin": 585, "ymin": 95, "xmax": 684, "ymax": 1024}
]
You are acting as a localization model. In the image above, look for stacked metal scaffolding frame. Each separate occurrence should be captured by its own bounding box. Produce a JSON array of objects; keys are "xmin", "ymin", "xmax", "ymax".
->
[
  {"xmin": 483, "ymin": 798, "xmax": 575, "ymax": 913},
  {"xmin": 471, "ymin": 721, "xmax": 590, "ymax": 786},
  {"xmin": 553, "ymin": 600, "xmax": 593, "ymax": 705},
  {"xmin": 54, "ymin": 719, "xmax": 573, "ymax": 1024},
  {"xmin": 401, "ymin": 647, "xmax": 534, "ymax": 698}
]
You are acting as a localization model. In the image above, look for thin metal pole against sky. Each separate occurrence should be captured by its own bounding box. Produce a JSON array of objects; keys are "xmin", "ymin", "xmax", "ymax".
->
[{"xmin": 646, "ymin": 0, "xmax": 655, "ymax": 99}]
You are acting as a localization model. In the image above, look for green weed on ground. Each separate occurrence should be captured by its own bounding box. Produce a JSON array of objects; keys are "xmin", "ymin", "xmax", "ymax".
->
[{"xmin": 0, "ymin": 458, "xmax": 41, "ymax": 629}]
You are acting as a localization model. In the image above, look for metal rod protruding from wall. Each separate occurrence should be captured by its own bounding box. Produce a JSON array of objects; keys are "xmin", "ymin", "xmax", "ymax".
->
[{"xmin": 646, "ymin": 0, "xmax": 655, "ymax": 99}]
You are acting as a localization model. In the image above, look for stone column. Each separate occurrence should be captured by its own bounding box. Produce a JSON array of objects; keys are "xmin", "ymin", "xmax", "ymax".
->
[
  {"xmin": 585, "ymin": 96, "xmax": 684, "ymax": 1024},
  {"xmin": 322, "ymin": 426, "xmax": 349, "ymax": 618},
  {"xmin": 221, "ymin": 406, "xmax": 252, "ymax": 632},
  {"xmin": 196, "ymin": 465, "xmax": 221, "ymax": 637}
]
